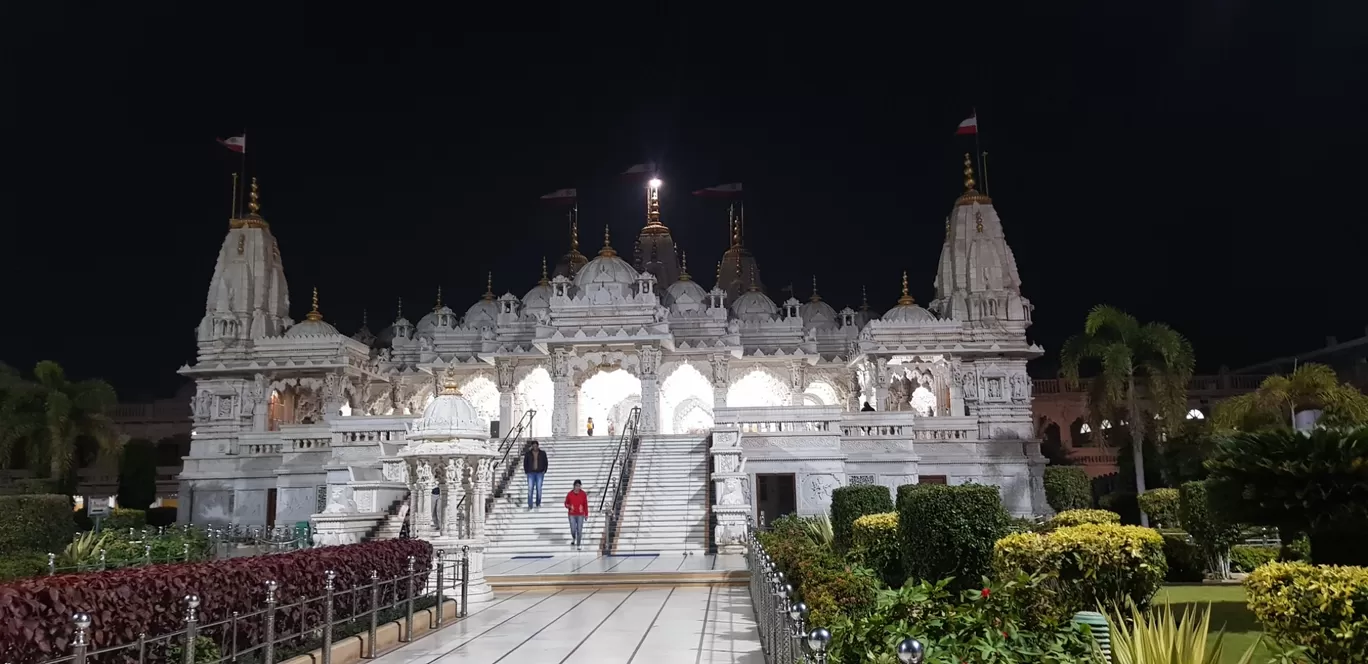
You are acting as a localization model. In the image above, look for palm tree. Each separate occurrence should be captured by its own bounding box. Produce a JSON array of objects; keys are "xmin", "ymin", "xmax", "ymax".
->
[
  {"xmin": 1060, "ymin": 306, "xmax": 1195, "ymax": 527},
  {"xmin": 1213, "ymin": 363, "xmax": 1368, "ymax": 431},
  {"xmin": 0, "ymin": 360, "xmax": 121, "ymax": 481}
]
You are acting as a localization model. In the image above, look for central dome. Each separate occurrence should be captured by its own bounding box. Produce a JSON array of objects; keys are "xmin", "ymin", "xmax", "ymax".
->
[
  {"xmin": 574, "ymin": 227, "xmax": 639, "ymax": 302},
  {"xmin": 731, "ymin": 287, "xmax": 778, "ymax": 322},
  {"xmin": 407, "ymin": 380, "xmax": 488, "ymax": 442}
]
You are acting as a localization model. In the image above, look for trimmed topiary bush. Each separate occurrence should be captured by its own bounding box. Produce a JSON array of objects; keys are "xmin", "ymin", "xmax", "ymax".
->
[
  {"xmin": 993, "ymin": 523, "xmax": 1167, "ymax": 615},
  {"xmin": 830, "ymin": 484, "xmax": 893, "ymax": 550},
  {"xmin": 1180, "ymin": 480, "xmax": 1243, "ymax": 579},
  {"xmin": 757, "ymin": 528, "xmax": 880, "ymax": 628},
  {"xmin": 1047, "ymin": 508, "xmax": 1120, "ymax": 530},
  {"xmin": 0, "ymin": 538, "xmax": 433, "ymax": 664},
  {"xmin": 1246, "ymin": 561, "xmax": 1368, "ymax": 662},
  {"xmin": 850, "ymin": 512, "xmax": 901, "ymax": 587},
  {"xmin": 897, "ymin": 483, "xmax": 1009, "ymax": 591},
  {"xmin": 1229, "ymin": 545, "xmax": 1278, "ymax": 573},
  {"xmin": 104, "ymin": 508, "xmax": 146, "ymax": 532},
  {"xmin": 1043, "ymin": 466, "xmax": 1091, "ymax": 512},
  {"xmin": 1137, "ymin": 488, "xmax": 1181, "ymax": 529},
  {"xmin": 0, "ymin": 495, "xmax": 75, "ymax": 556}
]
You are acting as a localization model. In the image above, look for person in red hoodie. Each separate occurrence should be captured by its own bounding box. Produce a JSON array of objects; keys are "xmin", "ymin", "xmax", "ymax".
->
[{"xmin": 564, "ymin": 479, "xmax": 589, "ymax": 551}]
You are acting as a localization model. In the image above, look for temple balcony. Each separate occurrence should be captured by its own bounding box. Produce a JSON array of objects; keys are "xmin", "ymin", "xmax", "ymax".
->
[{"xmin": 838, "ymin": 412, "xmax": 978, "ymax": 441}]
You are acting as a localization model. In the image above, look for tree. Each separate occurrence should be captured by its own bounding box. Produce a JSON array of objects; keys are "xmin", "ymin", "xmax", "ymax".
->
[
  {"xmin": 0, "ymin": 361, "xmax": 121, "ymax": 481},
  {"xmin": 1213, "ymin": 363, "xmax": 1368, "ymax": 431},
  {"xmin": 1060, "ymin": 306, "xmax": 1195, "ymax": 527},
  {"xmin": 1206, "ymin": 427, "xmax": 1368, "ymax": 566},
  {"xmin": 117, "ymin": 438, "xmax": 158, "ymax": 510}
]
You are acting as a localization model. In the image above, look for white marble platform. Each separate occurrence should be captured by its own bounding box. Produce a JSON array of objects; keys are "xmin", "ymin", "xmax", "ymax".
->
[
  {"xmin": 484, "ymin": 553, "xmax": 747, "ymax": 577},
  {"xmin": 372, "ymin": 585, "xmax": 762, "ymax": 664}
]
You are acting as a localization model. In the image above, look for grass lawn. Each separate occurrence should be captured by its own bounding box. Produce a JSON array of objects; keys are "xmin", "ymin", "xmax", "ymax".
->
[{"xmin": 1152, "ymin": 585, "xmax": 1264, "ymax": 663}]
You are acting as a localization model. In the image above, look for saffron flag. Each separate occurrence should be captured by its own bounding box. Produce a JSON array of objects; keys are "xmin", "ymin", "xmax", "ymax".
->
[
  {"xmin": 621, "ymin": 162, "xmax": 656, "ymax": 176},
  {"xmin": 955, "ymin": 114, "xmax": 978, "ymax": 136},
  {"xmin": 540, "ymin": 188, "xmax": 578, "ymax": 204},
  {"xmin": 692, "ymin": 183, "xmax": 743, "ymax": 199},
  {"xmin": 217, "ymin": 135, "xmax": 246, "ymax": 153}
]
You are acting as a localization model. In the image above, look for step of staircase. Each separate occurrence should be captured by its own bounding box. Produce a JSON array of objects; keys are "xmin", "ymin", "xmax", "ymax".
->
[
  {"xmin": 485, "ymin": 436, "xmax": 623, "ymax": 554},
  {"xmin": 609, "ymin": 434, "xmax": 710, "ymax": 554}
]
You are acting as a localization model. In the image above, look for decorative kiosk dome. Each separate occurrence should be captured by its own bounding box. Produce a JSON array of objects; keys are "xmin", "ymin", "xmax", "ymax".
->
[
  {"xmin": 798, "ymin": 277, "xmax": 838, "ymax": 330},
  {"xmin": 883, "ymin": 271, "xmax": 936, "ymax": 323},
  {"xmin": 574, "ymin": 226, "xmax": 639, "ymax": 302},
  {"xmin": 731, "ymin": 282, "xmax": 779, "ymax": 322},
  {"xmin": 522, "ymin": 257, "xmax": 553, "ymax": 317},
  {"xmin": 285, "ymin": 288, "xmax": 341, "ymax": 337},
  {"xmin": 407, "ymin": 379, "xmax": 488, "ymax": 443},
  {"xmin": 666, "ymin": 253, "xmax": 709, "ymax": 315},
  {"xmin": 416, "ymin": 287, "xmax": 457, "ymax": 334},
  {"xmin": 463, "ymin": 273, "xmax": 499, "ymax": 327}
]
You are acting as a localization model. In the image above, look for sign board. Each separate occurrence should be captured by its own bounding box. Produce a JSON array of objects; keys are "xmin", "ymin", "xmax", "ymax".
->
[{"xmin": 87, "ymin": 497, "xmax": 112, "ymax": 517}]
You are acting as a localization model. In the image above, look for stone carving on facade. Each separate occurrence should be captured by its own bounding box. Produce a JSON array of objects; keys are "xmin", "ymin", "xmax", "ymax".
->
[
  {"xmin": 444, "ymin": 457, "xmax": 466, "ymax": 486},
  {"xmin": 1010, "ymin": 372, "xmax": 1030, "ymax": 403},
  {"xmin": 959, "ymin": 367, "xmax": 978, "ymax": 400},
  {"xmin": 639, "ymin": 346, "xmax": 662, "ymax": 377},
  {"xmin": 788, "ymin": 361, "xmax": 807, "ymax": 394},
  {"xmin": 381, "ymin": 459, "xmax": 408, "ymax": 483},
  {"xmin": 719, "ymin": 476, "xmax": 747, "ymax": 505},
  {"xmin": 496, "ymin": 359, "xmax": 516, "ymax": 392},
  {"xmin": 802, "ymin": 474, "xmax": 839, "ymax": 508},
  {"xmin": 551, "ymin": 348, "xmax": 570, "ymax": 378},
  {"xmin": 414, "ymin": 460, "xmax": 435, "ymax": 489},
  {"xmin": 710, "ymin": 354, "xmax": 730, "ymax": 387}
]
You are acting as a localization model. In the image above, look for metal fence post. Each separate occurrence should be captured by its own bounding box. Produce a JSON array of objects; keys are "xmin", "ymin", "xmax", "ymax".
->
[
  {"xmin": 98, "ymin": 549, "xmax": 106, "ymax": 571},
  {"xmin": 433, "ymin": 550, "xmax": 445, "ymax": 629},
  {"xmin": 322, "ymin": 570, "xmax": 336, "ymax": 664},
  {"xmin": 263, "ymin": 580, "xmax": 278, "ymax": 664},
  {"xmin": 70, "ymin": 613, "xmax": 91, "ymax": 664},
  {"xmin": 460, "ymin": 546, "xmax": 469, "ymax": 618},
  {"xmin": 183, "ymin": 542, "xmax": 190, "ymax": 562},
  {"xmin": 144, "ymin": 544, "xmax": 152, "ymax": 566},
  {"xmin": 368, "ymin": 571, "xmax": 380, "ymax": 658},
  {"xmin": 182, "ymin": 594, "xmax": 200, "ymax": 664},
  {"xmin": 48, "ymin": 553, "xmax": 55, "ymax": 576},
  {"xmin": 229, "ymin": 611, "xmax": 239, "ymax": 662},
  {"xmin": 404, "ymin": 556, "xmax": 416, "ymax": 642}
]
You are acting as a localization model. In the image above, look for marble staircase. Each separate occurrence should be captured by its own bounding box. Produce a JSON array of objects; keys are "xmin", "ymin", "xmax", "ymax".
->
[
  {"xmin": 610, "ymin": 434, "xmax": 710, "ymax": 554},
  {"xmin": 484, "ymin": 436, "xmax": 621, "ymax": 554}
]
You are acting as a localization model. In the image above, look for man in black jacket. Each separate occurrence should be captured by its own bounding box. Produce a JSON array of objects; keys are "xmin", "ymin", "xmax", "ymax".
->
[{"xmin": 523, "ymin": 440, "xmax": 549, "ymax": 509}]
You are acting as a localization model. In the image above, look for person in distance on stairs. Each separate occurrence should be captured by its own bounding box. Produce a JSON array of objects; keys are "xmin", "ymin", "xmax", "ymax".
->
[
  {"xmin": 523, "ymin": 440, "xmax": 548, "ymax": 509},
  {"xmin": 565, "ymin": 479, "xmax": 589, "ymax": 551},
  {"xmin": 586, "ymin": 417, "xmax": 595, "ymax": 436}
]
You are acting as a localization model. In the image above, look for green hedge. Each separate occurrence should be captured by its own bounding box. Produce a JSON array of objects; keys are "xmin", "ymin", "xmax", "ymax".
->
[
  {"xmin": 849, "ymin": 512, "xmax": 901, "ymax": 587},
  {"xmin": 0, "ymin": 494, "xmax": 76, "ymax": 556},
  {"xmin": 1043, "ymin": 466, "xmax": 1091, "ymax": 512},
  {"xmin": 1047, "ymin": 508, "xmax": 1120, "ymax": 530},
  {"xmin": 1230, "ymin": 545, "xmax": 1278, "ymax": 573},
  {"xmin": 757, "ymin": 527, "xmax": 880, "ymax": 628},
  {"xmin": 0, "ymin": 553, "xmax": 53, "ymax": 583},
  {"xmin": 1246, "ymin": 562, "xmax": 1368, "ymax": 662},
  {"xmin": 830, "ymin": 485, "xmax": 893, "ymax": 550},
  {"xmin": 897, "ymin": 483, "xmax": 1009, "ymax": 591},
  {"xmin": 1138, "ymin": 488, "xmax": 1181, "ymax": 529},
  {"xmin": 104, "ymin": 508, "xmax": 146, "ymax": 532},
  {"xmin": 994, "ymin": 523, "xmax": 1168, "ymax": 614}
]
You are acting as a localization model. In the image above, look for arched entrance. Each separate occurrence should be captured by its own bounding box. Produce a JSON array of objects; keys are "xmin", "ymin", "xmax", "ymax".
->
[
  {"xmin": 514, "ymin": 367, "xmax": 553, "ymax": 437},
  {"xmin": 579, "ymin": 369, "xmax": 642, "ymax": 435},
  {"xmin": 459, "ymin": 374, "xmax": 500, "ymax": 429},
  {"xmin": 726, "ymin": 368, "xmax": 791, "ymax": 407},
  {"xmin": 660, "ymin": 363, "xmax": 714, "ymax": 434}
]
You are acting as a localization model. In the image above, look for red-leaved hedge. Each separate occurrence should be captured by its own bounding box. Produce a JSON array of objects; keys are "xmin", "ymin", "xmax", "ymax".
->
[{"xmin": 0, "ymin": 539, "xmax": 433, "ymax": 664}]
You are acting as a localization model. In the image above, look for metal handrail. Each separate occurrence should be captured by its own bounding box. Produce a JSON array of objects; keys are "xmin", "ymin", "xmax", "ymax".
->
[
  {"xmin": 491, "ymin": 409, "xmax": 537, "ymax": 500},
  {"xmin": 598, "ymin": 406, "xmax": 642, "ymax": 553}
]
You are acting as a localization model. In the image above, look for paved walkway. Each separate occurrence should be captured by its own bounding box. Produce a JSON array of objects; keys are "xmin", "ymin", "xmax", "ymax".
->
[
  {"xmin": 485, "ymin": 553, "xmax": 747, "ymax": 577},
  {"xmin": 373, "ymin": 585, "xmax": 762, "ymax": 664}
]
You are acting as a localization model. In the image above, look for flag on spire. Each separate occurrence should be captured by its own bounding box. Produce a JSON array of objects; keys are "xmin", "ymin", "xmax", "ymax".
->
[
  {"xmin": 539, "ymin": 188, "xmax": 578, "ymax": 205},
  {"xmin": 955, "ymin": 114, "xmax": 978, "ymax": 136},
  {"xmin": 692, "ymin": 183, "xmax": 743, "ymax": 199},
  {"xmin": 621, "ymin": 162, "xmax": 656, "ymax": 176},
  {"xmin": 217, "ymin": 135, "xmax": 247, "ymax": 153}
]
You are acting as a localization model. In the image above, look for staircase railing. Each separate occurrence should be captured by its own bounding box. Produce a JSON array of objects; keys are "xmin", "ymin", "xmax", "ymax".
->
[
  {"xmin": 599, "ymin": 406, "xmax": 642, "ymax": 554},
  {"xmin": 491, "ymin": 409, "xmax": 537, "ymax": 501}
]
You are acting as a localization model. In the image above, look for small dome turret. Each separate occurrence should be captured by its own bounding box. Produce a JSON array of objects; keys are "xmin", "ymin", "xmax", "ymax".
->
[
  {"xmin": 522, "ymin": 257, "xmax": 553, "ymax": 317},
  {"xmin": 666, "ymin": 252, "xmax": 709, "ymax": 315},
  {"xmin": 463, "ymin": 272, "xmax": 499, "ymax": 328},
  {"xmin": 730, "ymin": 281, "xmax": 778, "ymax": 322},
  {"xmin": 798, "ymin": 277, "xmax": 838, "ymax": 330},
  {"xmin": 883, "ymin": 271, "xmax": 936, "ymax": 323},
  {"xmin": 417, "ymin": 286, "xmax": 456, "ymax": 334},
  {"xmin": 352, "ymin": 309, "xmax": 376, "ymax": 345},
  {"xmin": 574, "ymin": 226, "xmax": 640, "ymax": 302},
  {"xmin": 285, "ymin": 287, "xmax": 341, "ymax": 337},
  {"xmin": 406, "ymin": 376, "xmax": 488, "ymax": 442}
]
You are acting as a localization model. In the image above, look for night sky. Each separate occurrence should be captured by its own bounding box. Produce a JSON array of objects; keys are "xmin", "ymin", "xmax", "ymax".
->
[{"xmin": 4, "ymin": 4, "xmax": 1367, "ymax": 401}]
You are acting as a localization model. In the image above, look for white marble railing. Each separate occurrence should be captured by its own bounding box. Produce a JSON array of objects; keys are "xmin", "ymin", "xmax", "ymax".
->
[
  {"xmin": 839, "ymin": 413, "xmax": 979, "ymax": 441},
  {"xmin": 237, "ymin": 431, "xmax": 284, "ymax": 456},
  {"xmin": 715, "ymin": 405, "xmax": 842, "ymax": 433},
  {"xmin": 330, "ymin": 415, "xmax": 415, "ymax": 445},
  {"xmin": 280, "ymin": 424, "xmax": 333, "ymax": 452}
]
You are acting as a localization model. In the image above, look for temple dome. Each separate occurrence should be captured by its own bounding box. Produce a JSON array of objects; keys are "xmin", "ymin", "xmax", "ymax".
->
[
  {"xmin": 666, "ymin": 276, "xmax": 709, "ymax": 315},
  {"xmin": 731, "ymin": 288, "xmax": 778, "ymax": 322},
  {"xmin": 417, "ymin": 305, "xmax": 456, "ymax": 334},
  {"xmin": 574, "ymin": 227, "xmax": 639, "ymax": 301},
  {"xmin": 406, "ymin": 381, "xmax": 488, "ymax": 442},
  {"xmin": 884, "ymin": 271, "xmax": 936, "ymax": 323},
  {"xmin": 798, "ymin": 279, "xmax": 838, "ymax": 329},
  {"xmin": 463, "ymin": 274, "xmax": 499, "ymax": 327},
  {"xmin": 285, "ymin": 288, "xmax": 340, "ymax": 337},
  {"xmin": 522, "ymin": 258, "xmax": 553, "ymax": 316}
]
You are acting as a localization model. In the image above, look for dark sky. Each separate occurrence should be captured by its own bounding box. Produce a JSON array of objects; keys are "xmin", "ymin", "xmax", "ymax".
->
[{"xmin": 4, "ymin": 3, "xmax": 1368, "ymax": 401}]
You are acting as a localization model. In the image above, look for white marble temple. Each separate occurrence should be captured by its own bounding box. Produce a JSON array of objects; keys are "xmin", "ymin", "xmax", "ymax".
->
[{"xmin": 371, "ymin": 585, "xmax": 761, "ymax": 664}]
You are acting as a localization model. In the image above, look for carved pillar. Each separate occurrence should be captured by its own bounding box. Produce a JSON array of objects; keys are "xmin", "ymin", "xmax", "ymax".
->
[
  {"xmin": 322, "ymin": 373, "xmax": 346, "ymax": 419},
  {"xmin": 952, "ymin": 361, "xmax": 975, "ymax": 418},
  {"xmin": 873, "ymin": 358, "xmax": 889, "ymax": 411},
  {"xmin": 409, "ymin": 459, "xmax": 434, "ymax": 536},
  {"xmin": 551, "ymin": 349, "xmax": 571, "ymax": 437},
  {"xmin": 441, "ymin": 458, "xmax": 466, "ymax": 538},
  {"xmin": 245, "ymin": 373, "xmax": 268, "ymax": 431},
  {"xmin": 788, "ymin": 361, "xmax": 808, "ymax": 406},
  {"xmin": 710, "ymin": 354, "xmax": 730, "ymax": 410},
  {"xmin": 496, "ymin": 359, "xmax": 515, "ymax": 437},
  {"xmin": 639, "ymin": 346, "xmax": 662, "ymax": 434},
  {"xmin": 710, "ymin": 427, "xmax": 750, "ymax": 555}
]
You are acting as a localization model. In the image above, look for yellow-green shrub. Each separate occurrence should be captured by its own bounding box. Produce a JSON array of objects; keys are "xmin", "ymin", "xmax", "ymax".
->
[
  {"xmin": 1047, "ymin": 508, "xmax": 1120, "ymax": 530},
  {"xmin": 1246, "ymin": 562, "xmax": 1368, "ymax": 662},
  {"xmin": 850, "ymin": 512, "xmax": 901, "ymax": 586},
  {"xmin": 993, "ymin": 523, "xmax": 1167, "ymax": 614}
]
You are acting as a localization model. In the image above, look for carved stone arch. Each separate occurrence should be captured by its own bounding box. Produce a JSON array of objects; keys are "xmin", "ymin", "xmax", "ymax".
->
[
  {"xmin": 726, "ymin": 363, "xmax": 792, "ymax": 408},
  {"xmin": 570, "ymin": 350, "xmax": 641, "ymax": 388},
  {"xmin": 672, "ymin": 396, "xmax": 714, "ymax": 434},
  {"xmin": 513, "ymin": 361, "xmax": 552, "ymax": 385},
  {"xmin": 802, "ymin": 377, "xmax": 841, "ymax": 406}
]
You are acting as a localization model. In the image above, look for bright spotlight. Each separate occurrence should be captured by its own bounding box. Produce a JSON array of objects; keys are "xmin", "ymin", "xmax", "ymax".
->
[{"xmin": 649, "ymin": 178, "xmax": 662, "ymax": 189}]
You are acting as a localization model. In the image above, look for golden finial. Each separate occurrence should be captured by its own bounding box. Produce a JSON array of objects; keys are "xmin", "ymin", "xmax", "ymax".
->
[
  {"xmin": 898, "ymin": 271, "xmax": 915, "ymax": 305},
  {"xmin": 860, "ymin": 285, "xmax": 870, "ymax": 311},
  {"xmin": 361, "ymin": 308, "xmax": 369, "ymax": 328},
  {"xmin": 955, "ymin": 155, "xmax": 993, "ymax": 207},
  {"xmin": 747, "ymin": 264, "xmax": 760, "ymax": 292},
  {"xmin": 680, "ymin": 252, "xmax": 691, "ymax": 281},
  {"xmin": 809, "ymin": 275, "xmax": 821, "ymax": 302},
  {"xmin": 397, "ymin": 297, "xmax": 404, "ymax": 320},
  {"xmin": 716, "ymin": 260, "xmax": 723, "ymax": 283},
  {"xmin": 962, "ymin": 153, "xmax": 976, "ymax": 192},
  {"xmin": 306, "ymin": 286, "xmax": 323, "ymax": 321},
  {"xmin": 975, "ymin": 210, "xmax": 985, "ymax": 233},
  {"xmin": 434, "ymin": 286, "xmax": 443, "ymax": 311},
  {"xmin": 598, "ymin": 224, "xmax": 617, "ymax": 257},
  {"xmin": 539, "ymin": 256, "xmax": 549, "ymax": 285},
  {"xmin": 439, "ymin": 371, "xmax": 463, "ymax": 396},
  {"xmin": 248, "ymin": 177, "xmax": 261, "ymax": 215},
  {"xmin": 483, "ymin": 272, "xmax": 495, "ymax": 300}
]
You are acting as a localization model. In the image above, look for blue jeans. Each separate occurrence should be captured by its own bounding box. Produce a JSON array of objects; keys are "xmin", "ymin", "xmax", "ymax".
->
[
  {"xmin": 569, "ymin": 515, "xmax": 585, "ymax": 545},
  {"xmin": 527, "ymin": 472, "xmax": 544, "ymax": 507}
]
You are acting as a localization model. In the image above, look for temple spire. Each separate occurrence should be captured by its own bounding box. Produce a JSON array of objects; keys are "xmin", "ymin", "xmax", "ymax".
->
[
  {"xmin": 809, "ymin": 275, "xmax": 822, "ymax": 302},
  {"xmin": 645, "ymin": 178, "xmax": 664, "ymax": 228},
  {"xmin": 248, "ymin": 177, "xmax": 261, "ymax": 215},
  {"xmin": 306, "ymin": 286, "xmax": 323, "ymax": 321},
  {"xmin": 898, "ymin": 271, "xmax": 915, "ymax": 305},
  {"xmin": 860, "ymin": 285, "xmax": 870, "ymax": 312},
  {"xmin": 482, "ymin": 272, "xmax": 495, "ymax": 300},
  {"xmin": 599, "ymin": 225, "xmax": 617, "ymax": 257},
  {"xmin": 570, "ymin": 208, "xmax": 580, "ymax": 252},
  {"xmin": 679, "ymin": 251, "xmax": 692, "ymax": 281},
  {"xmin": 433, "ymin": 286, "xmax": 443, "ymax": 311},
  {"xmin": 397, "ymin": 297, "xmax": 404, "ymax": 320},
  {"xmin": 539, "ymin": 256, "xmax": 549, "ymax": 285}
]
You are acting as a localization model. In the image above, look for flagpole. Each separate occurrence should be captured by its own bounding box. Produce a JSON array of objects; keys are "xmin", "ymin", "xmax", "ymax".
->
[
  {"xmin": 972, "ymin": 108, "xmax": 984, "ymax": 190},
  {"xmin": 231, "ymin": 173, "xmax": 239, "ymax": 218},
  {"xmin": 239, "ymin": 129, "xmax": 248, "ymax": 216},
  {"xmin": 982, "ymin": 152, "xmax": 990, "ymax": 196}
]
